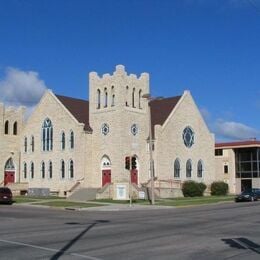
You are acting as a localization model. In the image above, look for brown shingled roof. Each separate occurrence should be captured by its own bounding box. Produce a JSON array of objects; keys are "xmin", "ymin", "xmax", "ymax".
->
[
  {"xmin": 55, "ymin": 94, "xmax": 181, "ymax": 135},
  {"xmin": 150, "ymin": 96, "xmax": 181, "ymax": 137},
  {"xmin": 55, "ymin": 94, "xmax": 92, "ymax": 132}
]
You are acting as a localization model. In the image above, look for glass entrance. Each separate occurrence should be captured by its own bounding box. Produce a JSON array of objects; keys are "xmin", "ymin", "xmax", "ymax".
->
[{"xmin": 241, "ymin": 179, "xmax": 252, "ymax": 192}]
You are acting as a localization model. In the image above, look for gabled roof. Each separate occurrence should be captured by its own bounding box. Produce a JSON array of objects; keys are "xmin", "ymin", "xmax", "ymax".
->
[
  {"xmin": 55, "ymin": 94, "xmax": 92, "ymax": 132},
  {"xmin": 55, "ymin": 93, "xmax": 181, "ymax": 135},
  {"xmin": 150, "ymin": 96, "xmax": 182, "ymax": 137},
  {"xmin": 215, "ymin": 140, "xmax": 260, "ymax": 149}
]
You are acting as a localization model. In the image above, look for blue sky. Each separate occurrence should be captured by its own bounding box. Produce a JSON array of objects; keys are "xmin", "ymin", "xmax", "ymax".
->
[{"xmin": 0, "ymin": 0, "xmax": 260, "ymax": 141}]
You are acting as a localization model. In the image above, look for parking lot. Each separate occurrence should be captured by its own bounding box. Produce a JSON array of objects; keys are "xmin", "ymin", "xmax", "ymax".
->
[{"xmin": 0, "ymin": 201, "xmax": 260, "ymax": 259}]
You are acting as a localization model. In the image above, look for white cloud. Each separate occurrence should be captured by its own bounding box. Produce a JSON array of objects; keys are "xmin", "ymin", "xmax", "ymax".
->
[
  {"xmin": 0, "ymin": 67, "xmax": 47, "ymax": 107},
  {"xmin": 214, "ymin": 119, "xmax": 260, "ymax": 140},
  {"xmin": 200, "ymin": 107, "xmax": 211, "ymax": 122}
]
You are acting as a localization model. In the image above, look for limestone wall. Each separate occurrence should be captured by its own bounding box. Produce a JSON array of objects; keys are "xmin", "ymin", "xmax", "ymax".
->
[
  {"xmin": 154, "ymin": 91, "xmax": 216, "ymax": 187},
  {"xmin": 88, "ymin": 65, "xmax": 151, "ymax": 187},
  {"xmin": 20, "ymin": 90, "xmax": 89, "ymax": 196},
  {"xmin": 215, "ymin": 148, "xmax": 236, "ymax": 194},
  {"xmin": 0, "ymin": 103, "xmax": 25, "ymax": 184}
]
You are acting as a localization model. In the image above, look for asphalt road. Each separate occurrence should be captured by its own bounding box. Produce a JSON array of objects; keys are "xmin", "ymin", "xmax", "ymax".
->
[{"xmin": 0, "ymin": 202, "xmax": 260, "ymax": 260}]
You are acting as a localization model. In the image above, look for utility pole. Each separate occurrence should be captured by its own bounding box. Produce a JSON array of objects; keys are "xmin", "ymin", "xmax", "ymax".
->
[{"xmin": 142, "ymin": 94, "xmax": 155, "ymax": 205}]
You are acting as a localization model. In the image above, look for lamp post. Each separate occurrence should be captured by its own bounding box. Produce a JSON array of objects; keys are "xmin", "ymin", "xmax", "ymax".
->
[{"xmin": 142, "ymin": 94, "xmax": 155, "ymax": 205}]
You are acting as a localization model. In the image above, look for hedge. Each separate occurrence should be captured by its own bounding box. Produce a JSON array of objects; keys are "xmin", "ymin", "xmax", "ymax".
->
[
  {"xmin": 211, "ymin": 181, "xmax": 229, "ymax": 196},
  {"xmin": 182, "ymin": 181, "xmax": 207, "ymax": 197}
]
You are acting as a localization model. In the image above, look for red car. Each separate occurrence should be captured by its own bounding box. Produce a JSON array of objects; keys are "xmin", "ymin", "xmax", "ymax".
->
[{"xmin": 0, "ymin": 187, "xmax": 13, "ymax": 204}]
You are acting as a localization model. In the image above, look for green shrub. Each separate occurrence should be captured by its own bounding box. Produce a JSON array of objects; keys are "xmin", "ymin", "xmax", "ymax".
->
[
  {"xmin": 182, "ymin": 181, "xmax": 207, "ymax": 197},
  {"xmin": 211, "ymin": 181, "xmax": 229, "ymax": 196},
  {"xmin": 198, "ymin": 182, "xmax": 207, "ymax": 193}
]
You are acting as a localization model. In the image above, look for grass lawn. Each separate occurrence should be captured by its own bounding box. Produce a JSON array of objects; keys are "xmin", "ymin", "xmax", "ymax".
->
[
  {"xmin": 13, "ymin": 196, "xmax": 107, "ymax": 208},
  {"xmin": 13, "ymin": 196, "xmax": 64, "ymax": 204},
  {"xmin": 13, "ymin": 195, "xmax": 235, "ymax": 208},
  {"xmin": 156, "ymin": 196, "xmax": 235, "ymax": 207},
  {"xmin": 95, "ymin": 196, "xmax": 235, "ymax": 207},
  {"xmin": 33, "ymin": 200, "xmax": 106, "ymax": 208}
]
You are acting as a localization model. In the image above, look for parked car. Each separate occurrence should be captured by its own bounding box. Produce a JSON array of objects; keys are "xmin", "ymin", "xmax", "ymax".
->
[
  {"xmin": 0, "ymin": 187, "xmax": 13, "ymax": 204},
  {"xmin": 251, "ymin": 188, "xmax": 260, "ymax": 199},
  {"xmin": 235, "ymin": 190, "xmax": 258, "ymax": 202}
]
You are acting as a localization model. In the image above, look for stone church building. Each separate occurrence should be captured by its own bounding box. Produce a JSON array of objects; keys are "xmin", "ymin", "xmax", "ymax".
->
[{"xmin": 0, "ymin": 65, "xmax": 216, "ymax": 199}]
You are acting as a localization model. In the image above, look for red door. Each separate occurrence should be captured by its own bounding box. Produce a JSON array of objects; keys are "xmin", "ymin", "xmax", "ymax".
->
[
  {"xmin": 102, "ymin": 170, "xmax": 111, "ymax": 186},
  {"xmin": 4, "ymin": 171, "xmax": 15, "ymax": 186},
  {"xmin": 131, "ymin": 169, "xmax": 138, "ymax": 185}
]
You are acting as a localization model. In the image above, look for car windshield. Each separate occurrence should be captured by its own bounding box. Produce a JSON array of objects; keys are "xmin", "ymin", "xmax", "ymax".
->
[
  {"xmin": 241, "ymin": 191, "xmax": 253, "ymax": 195},
  {"xmin": 0, "ymin": 188, "xmax": 11, "ymax": 194}
]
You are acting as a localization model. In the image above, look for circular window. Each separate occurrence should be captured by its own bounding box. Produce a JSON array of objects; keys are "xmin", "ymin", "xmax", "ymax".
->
[
  {"xmin": 101, "ymin": 123, "xmax": 109, "ymax": 135},
  {"xmin": 182, "ymin": 126, "xmax": 194, "ymax": 148},
  {"xmin": 131, "ymin": 124, "xmax": 138, "ymax": 136}
]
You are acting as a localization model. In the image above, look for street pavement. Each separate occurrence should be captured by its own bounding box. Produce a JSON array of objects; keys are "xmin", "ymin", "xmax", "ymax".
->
[{"xmin": 0, "ymin": 201, "xmax": 260, "ymax": 259}]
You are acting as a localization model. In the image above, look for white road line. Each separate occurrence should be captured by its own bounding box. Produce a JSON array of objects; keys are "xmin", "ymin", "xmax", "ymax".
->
[{"xmin": 0, "ymin": 239, "xmax": 103, "ymax": 260}]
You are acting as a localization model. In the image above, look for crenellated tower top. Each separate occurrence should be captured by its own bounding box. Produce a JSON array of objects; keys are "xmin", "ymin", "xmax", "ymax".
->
[
  {"xmin": 89, "ymin": 65, "xmax": 150, "ymax": 119},
  {"xmin": 0, "ymin": 103, "xmax": 25, "ymax": 137},
  {"xmin": 89, "ymin": 64, "xmax": 149, "ymax": 81}
]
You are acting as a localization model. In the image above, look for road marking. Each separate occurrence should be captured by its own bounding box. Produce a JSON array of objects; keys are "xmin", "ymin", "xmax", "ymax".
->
[{"xmin": 0, "ymin": 239, "xmax": 102, "ymax": 260}]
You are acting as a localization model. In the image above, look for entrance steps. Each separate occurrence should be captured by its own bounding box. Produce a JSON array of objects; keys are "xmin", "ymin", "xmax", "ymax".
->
[{"xmin": 67, "ymin": 188, "xmax": 99, "ymax": 201}]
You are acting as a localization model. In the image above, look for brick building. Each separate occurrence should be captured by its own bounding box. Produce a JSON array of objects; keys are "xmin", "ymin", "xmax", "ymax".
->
[{"xmin": 215, "ymin": 140, "xmax": 260, "ymax": 194}]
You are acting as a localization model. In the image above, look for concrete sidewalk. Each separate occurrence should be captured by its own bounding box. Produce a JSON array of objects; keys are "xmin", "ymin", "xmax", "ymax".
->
[
  {"xmin": 14, "ymin": 199, "xmax": 174, "ymax": 211},
  {"xmin": 71, "ymin": 203, "xmax": 174, "ymax": 211}
]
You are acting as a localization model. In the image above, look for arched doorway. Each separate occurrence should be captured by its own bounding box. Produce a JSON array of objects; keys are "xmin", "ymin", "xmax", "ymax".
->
[
  {"xmin": 101, "ymin": 156, "xmax": 111, "ymax": 187},
  {"xmin": 4, "ymin": 158, "xmax": 15, "ymax": 185},
  {"xmin": 130, "ymin": 156, "xmax": 138, "ymax": 185}
]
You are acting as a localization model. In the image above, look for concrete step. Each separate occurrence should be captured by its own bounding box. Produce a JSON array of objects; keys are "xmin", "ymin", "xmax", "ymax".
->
[{"xmin": 67, "ymin": 188, "xmax": 99, "ymax": 201}]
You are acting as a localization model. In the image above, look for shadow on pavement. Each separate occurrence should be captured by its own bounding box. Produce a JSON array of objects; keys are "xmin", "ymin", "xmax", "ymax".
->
[
  {"xmin": 222, "ymin": 237, "xmax": 260, "ymax": 254},
  {"xmin": 50, "ymin": 220, "xmax": 110, "ymax": 259}
]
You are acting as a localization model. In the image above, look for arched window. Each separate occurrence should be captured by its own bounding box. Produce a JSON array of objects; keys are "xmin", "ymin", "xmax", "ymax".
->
[
  {"xmin": 24, "ymin": 137, "xmax": 28, "ymax": 153},
  {"xmin": 31, "ymin": 136, "xmax": 34, "ymax": 152},
  {"xmin": 101, "ymin": 156, "xmax": 111, "ymax": 169},
  {"xmin": 42, "ymin": 118, "xmax": 53, "ymax": 151},
  {"xmin": 4, "ymin": 121, "xmax": 9, "ymax": 134},
  {"xmin": 23, "ymin": 162, "xmax": 27, "ymax": 179},
  {"xmin": 132, "ymin": 88, "xmax": 135, "ymax": 108},
  {"xmin": 30, "ymin": 162, "xmax": 34, "ymax": 179},
  {"xmin": 70, "ymin": 131, "xmax": 74, "ymax": 149},
  {"xmin": 41, "ymin": 161, "xmax": 45, "ymax": 179},
  {"xmin": 111, "ymin": 86, "xmax": 115, "ymax": 107},
  {"xmin": 111, "ymin": 94, "xmax": 115, "ymax": 107},
  {"xmin": 186, "ymin": 159, "xmax": 192, "ymax": 178},
  {"xmin": 125, "ymin": 86, "xmax": 129, "ymax": 106},
  {"xmin": 13, "ymin": 121, "xmax": 17, "ymax": 135},
  {"xmin": 61, "ymin": 131, "xmax": 65, "ymax": 150},
  {"xmin": 138, "ymin": 90, "xmax": 142, "ymax": 109},
  {"xmin": 5, "ymin": 158, "xmax": 15, "ymax": 170},
  {"xmin": 197, "ymin": 160, "xmax": 203, "ymax": 178},
  {"xmin": 97, "ymin": 89, "xmax": 101, "ymax": 109},
  {"xmin": 104, "ymin": 88, "xmax": 108, "ymax": 108},
  {"xmin": 49, "ymin": 161, "xmax": 52, "ymax": 179},
  {"xmin": 69, "ymin": 160, "xmax": 74, "ymax": 178},
  {"xmin": 174, "ymin": 158, "xmax": 181, "ymax": 178},
  {"xmin": 61, "ymin": 160, "xmax": 65, "ymax": 179}
]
